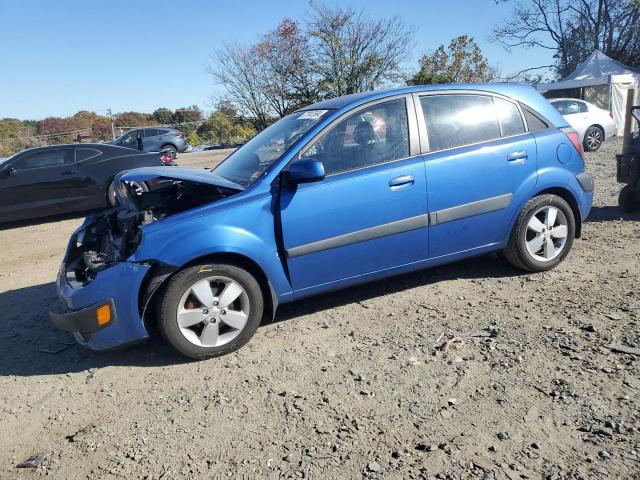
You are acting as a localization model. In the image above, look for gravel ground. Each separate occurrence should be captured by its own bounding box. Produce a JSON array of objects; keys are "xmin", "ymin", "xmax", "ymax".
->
[{"xmin": 0, "ymin": 139, "xmax": 638, "ymax": 480}]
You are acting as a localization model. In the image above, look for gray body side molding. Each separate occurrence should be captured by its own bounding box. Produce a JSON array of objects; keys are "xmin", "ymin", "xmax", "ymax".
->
[
  {"xmin": 429, "ymin": 193, "xmax": 513, "ymax": 226},
  {"xmin": 287, "ymin": 214, "xmax": 429, "ymax": 258},
  {"xmin": 286, "ymin": 193, "xmax": 513, "ymax": 258}
]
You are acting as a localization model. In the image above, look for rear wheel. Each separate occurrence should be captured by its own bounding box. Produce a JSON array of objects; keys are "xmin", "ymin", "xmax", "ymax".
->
[
  {"xmin": 503, "ymin": 194, "xmax": 575, "ymax": 272},
  {"xmin": 583, "ymin": 126, "xmax": 603, "ymax": 152},
  {"xmin": 158, "ymin": 263, "xmax": 263, "ymax": 359},
  {"xmin": 162, "ymin": 144, "xmax": 178, "ymax": 159},
  {"xmin": 619, "ymin": 184, "xmax": 640, "ymax": 212}
]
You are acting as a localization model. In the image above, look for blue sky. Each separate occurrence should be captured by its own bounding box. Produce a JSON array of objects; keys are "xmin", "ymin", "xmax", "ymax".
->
[{"xmin": 0, "ymin": 0, "xmax": 553, "ymax": 120}]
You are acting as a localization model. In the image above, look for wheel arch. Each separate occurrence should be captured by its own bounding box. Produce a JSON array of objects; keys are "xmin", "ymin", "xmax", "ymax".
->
[
  {"xmin": 139, "ymin": 252, "xmax": 277, "ymax": 332},
  {"xmin": 532, "ymin": 186, "xmax": 582, "ymax": 238}
]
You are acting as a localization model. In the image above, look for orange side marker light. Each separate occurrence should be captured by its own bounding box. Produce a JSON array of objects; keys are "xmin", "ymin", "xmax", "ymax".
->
[{"xmin": 96, "ymin": 304, "xmax": 111, "ymax": 326}]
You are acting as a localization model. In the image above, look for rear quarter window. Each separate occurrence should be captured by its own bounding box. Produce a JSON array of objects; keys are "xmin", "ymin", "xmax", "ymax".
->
[
  {"xmin": 521, "ymin": 105, "xmax": 550, "ymax": 132},
  {"xmin": 76, "ymin": 148, "xmax": 101, "ymax": 162}
]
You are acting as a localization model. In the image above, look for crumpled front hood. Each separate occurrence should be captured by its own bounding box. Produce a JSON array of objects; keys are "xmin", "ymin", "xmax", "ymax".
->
[
  {"xmin": 114, "ymin": 166, "xmax": 244, "ymax": 210},
  {"xmin": 117, "ymin": 166, "xmax": 244, "ymax": 190}
]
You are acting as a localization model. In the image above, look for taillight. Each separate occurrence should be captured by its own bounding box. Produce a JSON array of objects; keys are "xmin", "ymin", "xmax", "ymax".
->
[
  {"xmin": 561, "ymin": 127, "xmax": 584, "ymax": 159},
  {"xmin": 160, "ymin": 154, "xmax": 172, "ymax": 165},
  {"xmin": 609, "ymin": 111, "xmax": 614, "ymax": 119},
  {"xmin": 177, "ymin": 131, "xmax": 185, "ymax": 138}
]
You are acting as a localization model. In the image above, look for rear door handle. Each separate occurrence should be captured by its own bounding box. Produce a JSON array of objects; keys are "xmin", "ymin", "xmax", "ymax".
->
[
  {"xmin": 389, "ymin": 175, "xmax": 415, "ymax": 189},
  {"xmin": 507, "ymin": 151, "xmax": 527, "ymax": 162},
  {"xmin": 61, "ymin": 170, "xmax": 77, "ymax": 175}
]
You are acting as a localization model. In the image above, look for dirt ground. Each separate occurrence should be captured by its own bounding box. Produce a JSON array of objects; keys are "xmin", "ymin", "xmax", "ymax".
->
[{"xmin": 0, "ymin": 140, "xmax": 638, "ymax": 480}]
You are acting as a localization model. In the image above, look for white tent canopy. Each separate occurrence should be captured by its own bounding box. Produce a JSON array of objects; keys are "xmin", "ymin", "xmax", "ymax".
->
[{"xmin": 537, "ymin": 50, "xmax": 640, "ymax": 136}]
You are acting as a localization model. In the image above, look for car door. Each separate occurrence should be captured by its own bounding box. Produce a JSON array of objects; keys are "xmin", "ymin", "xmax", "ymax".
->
[
  {"xmin": 142, "ymin": 128, "xmax": 158, "ymax": 151},
  {"xmin": 118, "ymin": 129, "xmax": 139, "ymax": 150},
  {"xmin": 279, "ymin": 96, "xmax": 429, "ymax": 294},
  {"xmin": 0, "ymin": 148, "xmax": 84, "ymax": 222},
  {"xmin": 415, "ymin": 93, "xmax": 538, "ymax": 259}
]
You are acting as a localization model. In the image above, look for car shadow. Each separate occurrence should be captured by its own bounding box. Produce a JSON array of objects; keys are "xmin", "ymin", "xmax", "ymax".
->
[
  {"xmin": 586, "ymin": 205, "xmax": 640, "ymax": 223},
  {"xmin": 0, "ymin": 254, "xmax": 522, "ymax": 377}
]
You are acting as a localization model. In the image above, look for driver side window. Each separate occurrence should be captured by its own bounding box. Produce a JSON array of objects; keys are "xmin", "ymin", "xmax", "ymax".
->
[
  {"xmin": 13, "ymin": 149, "xmax": 74, "ymax": 170},
  {"xmin": 121, "ymin": 130, "xmax": 138, "ymax": 145},
  {"xmin": 302, "ymin": 99, "xmax": 409, "ymax": 175}
]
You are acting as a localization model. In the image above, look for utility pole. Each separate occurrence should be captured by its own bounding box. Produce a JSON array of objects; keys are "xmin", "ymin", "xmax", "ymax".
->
[{"xmin": 107, "ymin": 107, "xmax": 115, "ymax": 140}]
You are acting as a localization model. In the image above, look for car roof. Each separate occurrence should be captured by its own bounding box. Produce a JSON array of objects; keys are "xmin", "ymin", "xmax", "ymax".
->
[
  {"xmin": 298, "ymin": 82, "xmax": 568, "ymax": 129},
  {"xmin": 8, "ymin": 143, "xmax": 137, "ymax": 158},
  {"xmin": 299, "ymin": 83, "xmax": 536, "ymax": 110}
]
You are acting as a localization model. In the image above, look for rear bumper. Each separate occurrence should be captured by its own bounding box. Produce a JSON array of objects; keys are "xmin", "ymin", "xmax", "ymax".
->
[
  {"xmin": 576, "ymin": 172, "xmax": 594, "ymax": 221},
  {"xmin": 52, "ymin": 236, "xmax": 152, "ymax": 350}
]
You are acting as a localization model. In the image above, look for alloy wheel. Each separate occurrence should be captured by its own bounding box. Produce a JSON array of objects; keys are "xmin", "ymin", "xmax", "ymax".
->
[
  {"xmin": 176, "ymin": 276, "xmax": 250, "ymax": 347},
  {"xmin": 586, "ymin": 128, "xmax": 602, "ymax": 150},
  {"xmin": 525, "ymin": 206, "xmax": 569, "ymax": 262}
]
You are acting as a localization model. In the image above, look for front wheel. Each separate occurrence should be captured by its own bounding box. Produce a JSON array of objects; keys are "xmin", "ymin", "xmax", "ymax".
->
[
  {"xmin": 158, "ymin": 263, "xmax": 264, "ymax": 359},
  {"xmin": 503, "ymin": 194, "xmax": 575, "ymax": 272}
]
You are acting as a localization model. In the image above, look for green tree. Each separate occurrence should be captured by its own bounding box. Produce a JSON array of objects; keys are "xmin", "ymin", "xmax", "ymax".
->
[
  {"xmin": 173, "ymin": 105, "xmax": 204, "ymax": 125},
  {"xmin": 407, "ymin": 35, "xmax": 498, "ymax": 86},
  {"xmin": 197, "ymin": 103, "xmax": 256, "ymax": 145},
  {"xmin": 152, "ymin": 108, "xmax": 174, "ymax": 125}
]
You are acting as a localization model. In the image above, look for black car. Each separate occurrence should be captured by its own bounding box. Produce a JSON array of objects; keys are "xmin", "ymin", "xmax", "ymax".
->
[{"xmin": 0, "ymin": 144, "xmax": 174, "ymax": 224}]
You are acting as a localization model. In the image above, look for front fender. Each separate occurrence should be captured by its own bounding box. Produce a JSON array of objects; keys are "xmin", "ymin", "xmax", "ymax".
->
[{"xmin": 132, "ymin": 216, "xmax": 293, "ymax": 303}]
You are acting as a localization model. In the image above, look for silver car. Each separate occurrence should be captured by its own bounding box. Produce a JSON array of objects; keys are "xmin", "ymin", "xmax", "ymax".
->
[
  {"xmin": 549, "ymin": 98, "xmax": 616, "ymax": 152},
  {"xmin": 112, "ymin": 127, "xmax": 188, "ymax": 157}
]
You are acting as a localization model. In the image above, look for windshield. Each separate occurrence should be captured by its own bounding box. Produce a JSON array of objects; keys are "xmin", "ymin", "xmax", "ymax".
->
[{"xmin": 212, "ymin": 109, "xmax": 330, "ymax": 186}]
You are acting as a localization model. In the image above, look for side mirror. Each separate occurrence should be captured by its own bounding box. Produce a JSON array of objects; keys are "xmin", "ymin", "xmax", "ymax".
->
[
  {"xmin": 286, "ymin": 158, "xmax": 325, "ymax": 184},
  {"xmin": 0, "ymin": 164, "xmax": 14, "ymax": 178}
]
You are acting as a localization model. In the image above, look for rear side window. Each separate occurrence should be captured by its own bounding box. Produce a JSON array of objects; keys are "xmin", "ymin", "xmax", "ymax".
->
[
  {"xmin": 144, "ymin": 129, "xmax": 158, "ymax": 137},
  {"xmin": 494, "ymin": 98, "xmax": 525, "ymax": 137},
  {"xmin": 521, "ymin": 106, "xmax": 549, "ymax": 132},
  {"xmin": 420, "ymin": 94, "xmax": 500, "ymax": 151},
  {"xmin": 158, "ymin": 129, "xmax": 171, "ymax": 135},
  {"xmin": 76, "ymin": 148, "xmax": 101, "ymax": 162},
  {"xmin": 14, "ymin": 150, "xmax": 74, "ymax": 169}
]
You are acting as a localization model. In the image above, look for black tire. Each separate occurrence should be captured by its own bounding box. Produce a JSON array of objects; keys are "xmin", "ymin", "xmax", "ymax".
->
[
  {"xmin": 158, "ymin": 263, "xmax": 264, "ymax": 360},
  {"xmin": 583, "ymin": 126, "xmax": 604, "ymax": 152},
  {"xmin": 503, "ymin": 194, "xmax": 575, "ymax": 272},
  {"xmin": 619, "ymin": 184, "xmax": 640, "ymax": 213},
  {"xmin": 161, "ymin": 144, "xmax": 178, "ymax": 159}
]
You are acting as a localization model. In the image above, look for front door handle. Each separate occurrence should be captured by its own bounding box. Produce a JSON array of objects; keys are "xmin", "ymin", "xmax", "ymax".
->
[
  {"xmin": 507, "ymin": 151, "xmax": 527, "ymax": 162},
  {"xmin": 388, "ymin": 175, "xmax": 415, "ymax": 190},
  {"xmin": 61, "ymin": 169, "xmax": 77, "ymax": 175}
]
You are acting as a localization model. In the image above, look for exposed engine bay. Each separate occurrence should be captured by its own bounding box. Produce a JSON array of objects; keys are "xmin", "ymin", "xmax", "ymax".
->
[{"xmin": 65, "ymin": 174, "xmax": 242, "ymax": 284}]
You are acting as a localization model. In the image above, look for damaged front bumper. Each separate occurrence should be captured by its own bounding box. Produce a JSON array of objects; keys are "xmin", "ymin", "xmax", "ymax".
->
[{"xmin": 50, "ymin": 223, "xmax": 152, "ymax": 350}]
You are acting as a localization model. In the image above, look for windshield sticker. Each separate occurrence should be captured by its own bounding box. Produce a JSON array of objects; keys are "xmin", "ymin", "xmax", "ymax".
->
[{"xmin": 298, "ymin": 110, "xmax": 328, "ymax": 120}]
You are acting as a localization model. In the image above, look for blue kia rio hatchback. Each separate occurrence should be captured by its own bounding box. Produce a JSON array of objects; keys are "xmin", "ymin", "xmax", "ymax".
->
[{"xmin": 50, "ymin": 84, "xmax": 594, "ymax": 359}]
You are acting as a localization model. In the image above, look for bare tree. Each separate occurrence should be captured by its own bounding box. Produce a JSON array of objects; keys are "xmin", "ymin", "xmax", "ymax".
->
[
  {"xmin": 307, "ymin": 4, "xmax": 415, "ymax": 97},
  {"xmin": 253, "ymin": 18, "xmax": 320, "ymax": 117},
  {"xmin": 493, "ymin": 0, "xmax": 640, "ymax": 78},
  {"xmin": 208, "ymin": 44, "xmax": 271, "ymax": 130}
]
